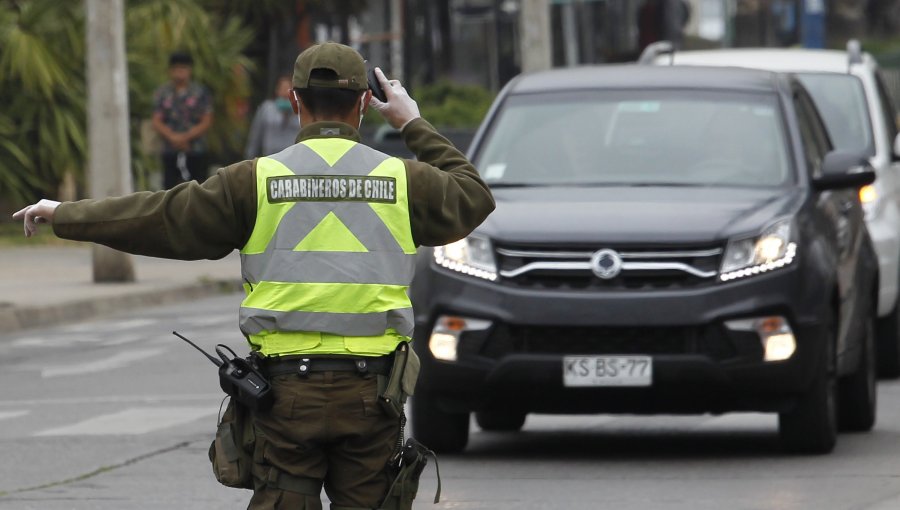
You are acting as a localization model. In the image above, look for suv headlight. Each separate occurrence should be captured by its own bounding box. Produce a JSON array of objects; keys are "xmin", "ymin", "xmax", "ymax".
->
[
  {"xmin": 433, "ymin": 234, "xmax": 497, "ymax": 281},
  {"xmin": 859, "ymin": 184, "xmax": 877, "ymax": 220},
  {"xmin": 720, "ymin": 220, "xmax": 797, "ymax": 282}
]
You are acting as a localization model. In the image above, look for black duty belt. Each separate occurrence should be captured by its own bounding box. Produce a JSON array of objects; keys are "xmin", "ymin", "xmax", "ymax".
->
[{"xmin": 263, "ymin": 355, "xmax": 393, "ymax": 377}]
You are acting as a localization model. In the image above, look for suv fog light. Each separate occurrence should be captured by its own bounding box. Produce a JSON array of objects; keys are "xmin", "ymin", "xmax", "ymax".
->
[
  {"xmin": 763, "ymin": 332, "xmax": 796, "ymax": 362},
  {"xmin": 429, "ymin": 333, "xmax": 459, "ymax": 361},
  {"xmin": 428, "ymin": 315, "xmax": 492, "ymax": 362},
  {"xmin": 725, "ymin": 316, "xmax": 796, "ymax": 362}
]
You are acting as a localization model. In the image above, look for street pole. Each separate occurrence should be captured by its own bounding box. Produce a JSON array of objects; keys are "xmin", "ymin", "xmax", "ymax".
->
[
  {"xmin": 561, "ymin": 1, "xmax": 579, "ymax": 67},
  {"xmin": 520, "ymin": 0, "xmax": 552, "ymax": 73},
  {"xmin": 85, "ymin": 0, "xmax": 135, "ymax": 283},
  {"xmin": 391, "ymin": 0, "xmax": 404, "ymax": 81}
]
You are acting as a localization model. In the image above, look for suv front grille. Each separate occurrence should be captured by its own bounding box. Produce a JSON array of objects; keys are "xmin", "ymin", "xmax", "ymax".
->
[
  {"xmin": 495, "ymin": 244, "xmax": 723, "ymax": 290},
  {"xmin": 477, "ymin": 324, "xmax": 739, "ymax": 361}
]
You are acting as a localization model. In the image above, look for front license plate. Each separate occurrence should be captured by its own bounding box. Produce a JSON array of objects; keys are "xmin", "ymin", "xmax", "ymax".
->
[{"xmin": 563, "ymin": 355, "xmax": 652, "ymax": 387}]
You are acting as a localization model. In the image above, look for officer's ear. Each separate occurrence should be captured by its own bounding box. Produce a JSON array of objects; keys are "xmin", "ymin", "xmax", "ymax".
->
[{"xmin": 290, "ymin": 89, "xmax": 301, "ymax": 115}]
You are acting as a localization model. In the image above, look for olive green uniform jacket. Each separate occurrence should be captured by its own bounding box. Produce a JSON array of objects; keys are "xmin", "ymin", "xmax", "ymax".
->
[{"xmin": 53, "ymin": 119, "xmax": 495, "ymax": 259}]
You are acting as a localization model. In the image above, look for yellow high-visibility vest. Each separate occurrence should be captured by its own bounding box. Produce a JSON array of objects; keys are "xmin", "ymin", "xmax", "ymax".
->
[{"xmin": 239, "ymin": 138, "xmax": 416, "ymax": 357}]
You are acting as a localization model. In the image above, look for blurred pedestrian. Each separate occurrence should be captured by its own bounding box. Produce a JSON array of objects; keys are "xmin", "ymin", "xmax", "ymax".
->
[
  {"xmin": 152, "ymin": 51, "xmax": 214, "ymax": 189},
  {"xmin": 244, "ymin": 75, "xmax": 300, "ymax": 159}
]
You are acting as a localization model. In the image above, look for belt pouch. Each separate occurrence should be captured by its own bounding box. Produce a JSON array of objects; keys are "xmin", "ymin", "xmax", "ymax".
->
[
  {"xmin": 378, "ymin": 342, "xmax": 421, "ymax": 418},
  {"xmin": 208, "ymin": 397, "xmax": 254, "ymax": 489}
]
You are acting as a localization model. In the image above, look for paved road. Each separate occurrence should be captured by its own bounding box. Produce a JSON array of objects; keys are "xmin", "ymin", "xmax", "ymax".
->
[{"xmin": 2, "ymin": 293, "xmax": 900, "ymax": 509}]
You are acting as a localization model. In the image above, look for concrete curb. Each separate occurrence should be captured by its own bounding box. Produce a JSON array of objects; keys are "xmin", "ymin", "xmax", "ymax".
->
[{"xmin": 0, "ymin": 279, "xmax": 242, "ymax": 334}]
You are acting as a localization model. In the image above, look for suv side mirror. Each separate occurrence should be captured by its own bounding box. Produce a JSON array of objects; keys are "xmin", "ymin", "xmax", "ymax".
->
[{"xmin": 812, "ymin": 150, "xmax": 876, "ymax": 191}]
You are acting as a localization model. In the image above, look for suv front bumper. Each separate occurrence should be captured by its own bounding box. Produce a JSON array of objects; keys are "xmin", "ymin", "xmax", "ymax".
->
[{"xmin": 411, "ymin": 259, "xmax": 829, "ymax": 415}]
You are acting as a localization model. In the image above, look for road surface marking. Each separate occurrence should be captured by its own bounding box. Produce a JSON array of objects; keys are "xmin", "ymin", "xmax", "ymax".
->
[
  {"xmin": 0, "ymin": 410, "xmax": 29, "ymax": 421},
  {"xmin": 181, "ymin": 315, "xmax": 235, "ymax": 326},
  {"xmin": 34, "ymin": 406, "xmax": 218, "ymax": 436},
  {"xmin": 10, "ymin": 336, "xmax": 47, "ymax": 347},
  {"xmin": 101, "ymin": 333, "xmax": 147, "ymax": 347},
  {"xmin": 41, "ymin": 348, "xmax": 165, "ymax": 378},
  {"xmin": 62, "ymin": 319, "xmax": 157, "ymax": 333},
  {"xmin": 0, "ymin": 393, "xmax": 223, "ymax": 407}
]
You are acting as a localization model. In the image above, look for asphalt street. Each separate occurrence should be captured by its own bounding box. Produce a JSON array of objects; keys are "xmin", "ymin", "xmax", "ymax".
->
[{"xmin": 2, "ymin": 293, "xmax": 900, "ymax": 509}]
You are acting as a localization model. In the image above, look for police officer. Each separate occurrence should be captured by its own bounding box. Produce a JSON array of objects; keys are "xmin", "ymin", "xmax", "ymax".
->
[{"xmin": 13, "ymin": 42, "xmax": 495, "ymax": 510}]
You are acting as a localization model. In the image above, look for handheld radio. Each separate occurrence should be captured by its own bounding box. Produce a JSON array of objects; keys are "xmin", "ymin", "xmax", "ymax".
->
[
  {"xmin": 367, "ymin": 66, "xmax": 387, "ymax": 103},
  {"xmin": 173, "ymin": 331, "xmax": 274, "ymax": 412}
]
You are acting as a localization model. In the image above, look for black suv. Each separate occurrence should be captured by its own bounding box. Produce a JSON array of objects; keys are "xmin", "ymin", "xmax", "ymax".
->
[{"xmin": 410, "ymin": 66, "xmax": 878, "ymax": 455}]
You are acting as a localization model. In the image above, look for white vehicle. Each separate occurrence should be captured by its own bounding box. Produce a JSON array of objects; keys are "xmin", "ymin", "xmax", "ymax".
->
[{"xmin": 641, "ymin": 41, "xmax": 900, "ymax": 377}]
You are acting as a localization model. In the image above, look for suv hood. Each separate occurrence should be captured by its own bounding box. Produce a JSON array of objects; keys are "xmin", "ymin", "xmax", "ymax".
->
[{"xmin": 476, "ymin": 185, "xmax": 804, "ymax": 245}]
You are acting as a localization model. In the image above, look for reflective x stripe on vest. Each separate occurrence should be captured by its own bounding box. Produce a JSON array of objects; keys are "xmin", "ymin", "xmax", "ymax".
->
[{"xmin": 239, "ymin": 138, "xmax": 416, "ymax": 356}]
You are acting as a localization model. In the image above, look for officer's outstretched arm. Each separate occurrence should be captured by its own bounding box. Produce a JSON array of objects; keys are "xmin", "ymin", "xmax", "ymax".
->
[{"xmin": 12, "ymin": 199, "xmax": 61, "ymax": 238}]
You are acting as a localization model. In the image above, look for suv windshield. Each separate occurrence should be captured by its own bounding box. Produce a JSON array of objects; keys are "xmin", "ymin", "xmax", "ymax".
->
[
  {"xmin": 796, "ymin": 74, "xmax": 874, "ymax": 155},
  {"xmin": 475, "ymin": 90, "xmax": 793, "ymax": 187}
]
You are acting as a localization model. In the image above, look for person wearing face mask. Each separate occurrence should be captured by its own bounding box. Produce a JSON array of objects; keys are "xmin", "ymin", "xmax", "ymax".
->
[
  {"xmin": 12, "ymin": 42, "xmax": 494, "ymax": 510},
  {"xmin": 244, "ymin": 75, "xmax": 301, "ymax": 159}
]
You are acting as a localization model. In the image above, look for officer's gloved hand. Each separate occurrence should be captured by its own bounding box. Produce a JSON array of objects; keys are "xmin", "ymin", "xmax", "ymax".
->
[
  {"xmin": 12, "ymin": 199, "xmax": 61, "ymax": 238},
  {"xmin": 368, "ymin": 67, "xmax": 421, "ymax": 131}
]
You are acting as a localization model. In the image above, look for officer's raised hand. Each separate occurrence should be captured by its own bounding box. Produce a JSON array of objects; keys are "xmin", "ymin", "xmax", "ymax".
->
[
  {"xmin": 368, "ymin": 67, "xmax": 421, "ymax": 131},
  {"xmin": 12, "ymin": 199, "xmax": 60, "ymax": 238}
]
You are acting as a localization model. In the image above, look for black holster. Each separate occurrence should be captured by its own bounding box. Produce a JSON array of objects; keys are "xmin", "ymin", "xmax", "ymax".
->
[{"xmin": 380, "ymin": 438, "xmax": 441, "ymax": 510}]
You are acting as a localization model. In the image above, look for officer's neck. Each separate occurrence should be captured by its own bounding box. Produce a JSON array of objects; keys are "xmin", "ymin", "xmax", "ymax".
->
[{"xmin": 299, "ymin": 111, "xmax": 360, "ymax": 130}]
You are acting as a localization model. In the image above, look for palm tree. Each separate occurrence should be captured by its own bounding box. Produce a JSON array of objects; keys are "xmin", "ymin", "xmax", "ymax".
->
[{"xmin": 0, "ymin": 0, "xmax": 86, "ymax": 204}]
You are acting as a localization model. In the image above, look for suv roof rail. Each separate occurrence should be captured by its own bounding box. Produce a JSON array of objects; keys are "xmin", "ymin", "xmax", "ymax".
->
[
  {"xmin": 638, "ymin": 40, "xmax": 674, "ymax": 65},
  {"xmin": 847, "ymin": 39, "xmax": 863, "ymax": 67}
]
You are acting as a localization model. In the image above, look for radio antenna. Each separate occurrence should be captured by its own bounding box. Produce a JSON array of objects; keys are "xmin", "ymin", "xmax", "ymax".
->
[{"xmin": 172, "ymin": 331, "xmax": 223, "ymax": 367}]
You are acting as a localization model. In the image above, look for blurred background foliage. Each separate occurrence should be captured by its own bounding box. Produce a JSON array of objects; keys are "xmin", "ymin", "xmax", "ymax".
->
[
  {"xmin": 0, "ymin": 0, "xmax": 491, "ymax": 208},
  {"xmin": 0, "ymin": 0, "xmax": 257, "ymax": 204},
  {"xmin": 0, "ymin": 0, "xmax": 86, "ymax": 205},
  {"xmin": 417, "ymin": 81, "xmax": 494, "ymax": 128}
]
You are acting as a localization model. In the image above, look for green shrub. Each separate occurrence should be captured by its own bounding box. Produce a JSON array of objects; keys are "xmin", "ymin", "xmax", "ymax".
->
[{"xmin": 417, "ymin": 81, "xmax": 494, "ymax": 128}]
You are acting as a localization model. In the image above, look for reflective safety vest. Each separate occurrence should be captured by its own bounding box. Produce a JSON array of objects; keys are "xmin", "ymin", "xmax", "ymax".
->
[{"xmin": 239, "ymin": 138, "xmax": 417, "ymax": 357}]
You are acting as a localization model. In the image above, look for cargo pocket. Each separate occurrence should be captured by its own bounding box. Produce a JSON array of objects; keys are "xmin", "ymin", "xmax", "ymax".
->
[
  {"xmin": 208, "ymin": 397, "xmax": 254, "ymax": 490},
  {"xmin": 361, "ymin": 388, "xmax": 380, "ymax": 417}
]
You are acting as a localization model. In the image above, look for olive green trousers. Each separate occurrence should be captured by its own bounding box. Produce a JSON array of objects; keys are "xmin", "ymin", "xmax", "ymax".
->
[{"xmin": 247, "ymin": 371, "xmax": 400, "ymax": 510}]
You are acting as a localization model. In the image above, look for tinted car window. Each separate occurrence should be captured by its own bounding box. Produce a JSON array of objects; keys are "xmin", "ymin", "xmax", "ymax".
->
[
  {"xmin": 796, "ymin": 74, "xmax": 874, "ymax": 155},
  {"xmin": 875, "ymin": 71, "xmax": 899, "ymax": 143},
  {"xmin": 793, "ymin": 88, "xmax": 830, "ymax": 178},
  {"xmin": 475, "ymin": 90, "xmax": 792, "ymax": 187}
]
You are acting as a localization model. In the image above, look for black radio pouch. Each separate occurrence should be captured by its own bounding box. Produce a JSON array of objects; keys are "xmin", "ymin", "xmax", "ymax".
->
[
  {"xmin": 171, "ymin": 333, "xmax": 274, "ymax": 413},
  {"xmin": 209, "ymin": 396, "xmax": 255, "ymax": 489},
  {"xmin": 380, "ymin": 438, "xmax": 441, "ymax": 509},
  {"xmin": 217, "ymin": 349, "xmax": 274, "ymax": 413}
]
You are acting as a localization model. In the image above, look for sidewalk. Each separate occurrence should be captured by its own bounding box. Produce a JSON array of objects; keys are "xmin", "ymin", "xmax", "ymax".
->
[{"xmin": 0, "ymin": 245, "xmax": 242, "ymax": 333}]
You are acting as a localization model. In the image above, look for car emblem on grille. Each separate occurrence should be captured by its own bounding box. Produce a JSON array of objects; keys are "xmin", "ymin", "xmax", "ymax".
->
[{"xmin": 591, "ymin": 249, "xmax": 623, "ymax": 279}]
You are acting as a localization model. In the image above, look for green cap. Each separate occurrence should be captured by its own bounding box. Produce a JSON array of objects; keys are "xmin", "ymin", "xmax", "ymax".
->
[{"xmin": 292, "ymin": 42, "xmax": 367, "ymax": 91}]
